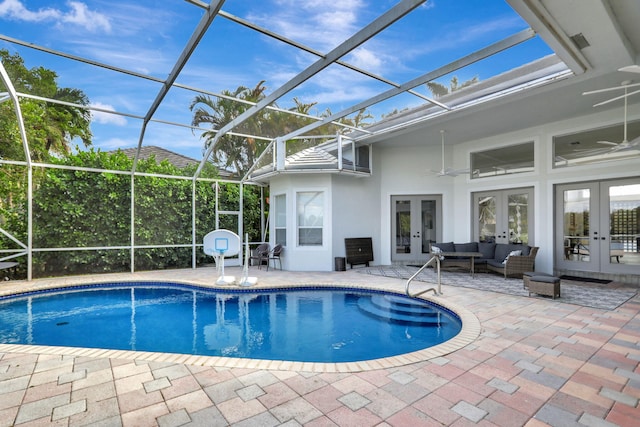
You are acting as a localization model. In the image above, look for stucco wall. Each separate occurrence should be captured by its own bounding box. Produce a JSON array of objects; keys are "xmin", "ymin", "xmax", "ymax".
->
[
  {"xmin": 268, "ymin": 174, "xmax": 331, "ymax": 271},
  {"xmin": 267, "ymin": 169, "xmax": 381, "ymax": 271},
  {"xmin": 265, "ymin": 104, "xmax": 638, "ymax": 278},
  {"xmin": 376, "ymin": 105, "xmax": 640, "ymax": 276},
  {"xmin": 330, "ymin": 174, "xmax": 381, "ymax": 266}
]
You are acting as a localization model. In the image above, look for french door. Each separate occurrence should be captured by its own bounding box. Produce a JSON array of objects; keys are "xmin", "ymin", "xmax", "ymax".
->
[
  {"xmin": 473, "ymin": 188, "xmax": 534, "ymax": 245},
  {"xmin": 391, "ymin": 195, "xmax": 442, "ymax": 262},
  {"xmin": 556, "ymin": 179, "xmax": 640, "ymax": 274}
]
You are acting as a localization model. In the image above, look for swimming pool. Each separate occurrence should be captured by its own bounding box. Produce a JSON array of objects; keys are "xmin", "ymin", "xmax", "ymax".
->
[{"xmin": 0, "ymin": 282, "xmax": 462, "ymax": 363}]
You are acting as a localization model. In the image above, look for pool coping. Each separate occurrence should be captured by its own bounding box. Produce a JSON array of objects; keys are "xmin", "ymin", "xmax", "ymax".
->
[{"xmin": 0, "ymin": 280, "xmax": 481, "ymax": 373}]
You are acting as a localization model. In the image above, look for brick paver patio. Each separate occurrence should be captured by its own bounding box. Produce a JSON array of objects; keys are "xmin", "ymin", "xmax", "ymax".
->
[{"xmin": 0, "ymin": 267, "xmax": 638, "ymax": 426}]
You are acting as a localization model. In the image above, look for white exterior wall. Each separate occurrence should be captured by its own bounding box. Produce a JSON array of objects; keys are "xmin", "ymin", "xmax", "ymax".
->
[
  {"xmin": 268, "ymin": 172, "xmax": 380, "ymax": 271},
  {"xmin": 375, "ymin": 106, "xmax": 640, "ymax": 275},
  {"xmin": 377, "ymin": 144, "xmax": 456, "ymax": 266},
  {"xmin": 455, "ymin": 107, "xmax": 639, "ymax": 274},
  {"xmin": 330, "ymin": 174, "xmax": 381, "ymax": 263},
  {"xmin": 266, "ymin": 105, "xmax": 639, "ymax": 275},
  {"xmin": 268, "ymin": 174, "xmax": 334, "ymax": 271}
]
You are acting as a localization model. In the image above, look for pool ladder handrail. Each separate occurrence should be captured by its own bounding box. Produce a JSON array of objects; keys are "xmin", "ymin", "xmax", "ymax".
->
[{"xmin": 405, "ymin": 255, "xmax": 442, "ymax": 297}]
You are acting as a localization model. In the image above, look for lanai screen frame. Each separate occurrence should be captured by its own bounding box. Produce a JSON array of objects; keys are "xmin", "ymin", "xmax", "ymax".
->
[{"xmin": 0, "ymin": 0, "xmax": 572, "ymax": 280}]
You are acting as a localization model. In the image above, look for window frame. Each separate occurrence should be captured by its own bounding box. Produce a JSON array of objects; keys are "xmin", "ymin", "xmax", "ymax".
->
[
  {"xmin": 273, "ymin": 193, "xmax": 287, "ymax": 246},
  {"xmin": 296, "ymin": 190, "xmax": 324, "ymax": 247},
  {"xmin": 470, "ymin": 141, "xmax": 535, "ymax": 179}
]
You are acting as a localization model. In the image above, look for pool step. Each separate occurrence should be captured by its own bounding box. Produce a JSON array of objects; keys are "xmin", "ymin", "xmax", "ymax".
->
[
  {"xmin": 370, "ymin": 295, "xmax": 440, "ymax": 315},
  {"xmin": 357, "ymin": 295, "xmax": 446, "ymax": 325}
]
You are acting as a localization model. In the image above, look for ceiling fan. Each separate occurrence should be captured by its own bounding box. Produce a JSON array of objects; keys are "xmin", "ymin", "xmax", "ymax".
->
[
  {"xmin": 582, "ymin": 80, "xmax": 640, "ymax": 154},
  {"xmin": 431, "ymin": 130, "xmax": 469, "ymax": 177}
]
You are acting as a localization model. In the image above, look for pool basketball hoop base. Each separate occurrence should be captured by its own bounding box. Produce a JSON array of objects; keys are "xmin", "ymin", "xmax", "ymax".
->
[
  {"xmin": 203, "ymin": 230, "xmax": 240, "ymax": 285},
  {"xmin": 239, "ymin": 233, "xmax": 258, "ymax": 287}
]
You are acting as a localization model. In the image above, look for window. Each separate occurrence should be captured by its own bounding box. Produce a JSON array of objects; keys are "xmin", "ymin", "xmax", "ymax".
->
[
  {"xmin": 297, "ymin": 191, "xmax": 323, "ymax": 246},
  {"xmin": 471, "ymin": 142, "xmax": 534, "ymax": 179},
  {"xmin": 553, "ymin": 121, "xmax": 640, "ymax": 168},
  {"xmin": 274, "ymin": 194, "xmax": 286, "ymax": 246}
]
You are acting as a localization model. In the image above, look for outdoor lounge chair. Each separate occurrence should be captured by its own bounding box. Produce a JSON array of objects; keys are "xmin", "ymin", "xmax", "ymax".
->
[
  {"xmin": 486, "ymin": 246, "xmax": 539, "ymax": 279},
  {"xmin": 249, "ymin": 243, "xmax": 270, "ymax": 268},
  {"xmin": 266, "ymin": 244, "xmax": 283, "ymax": 271}
]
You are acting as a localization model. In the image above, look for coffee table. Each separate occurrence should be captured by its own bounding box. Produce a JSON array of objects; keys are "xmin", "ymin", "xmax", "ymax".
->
[{"xmin": 440, "ymin": 251, "xmax": 483, "ymax": 278}]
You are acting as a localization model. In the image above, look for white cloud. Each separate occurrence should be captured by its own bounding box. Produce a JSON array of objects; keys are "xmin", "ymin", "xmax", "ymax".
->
[
  {"xmin": 0, "ymin": 0, "xmax": 60, "ymax": 21},
  {"xmin": 60, "ymin": 1, "xmax": 111, "ymax": 32},
  {"xmin": 0, "ymin": 0, "xmax": 110, "ymax": 32},
  {"xmin": 93, "ymin": 137, "xmax": 137, "ymax": 151},
  {"xmin": 90, "ymin": 102, "xmax": 128, "ymax": 126},
  {"xmin": 249, "ymin": 0, "xmax": 364, "ymax": 52},
  {"xmin": 347, "ymin": 48, "xmax": 383, "ymax": 73}
]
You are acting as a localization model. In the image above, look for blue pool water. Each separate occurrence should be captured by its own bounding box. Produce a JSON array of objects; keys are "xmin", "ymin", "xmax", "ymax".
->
[{"xmin": 0, "ymin": 283, "xmax": 462, "ymax": 363}]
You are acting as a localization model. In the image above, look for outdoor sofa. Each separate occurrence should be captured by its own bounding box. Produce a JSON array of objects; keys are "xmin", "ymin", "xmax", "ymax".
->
[{"xmin": 430, "ymin": 241, "xmax": 539, "ymax": 279}]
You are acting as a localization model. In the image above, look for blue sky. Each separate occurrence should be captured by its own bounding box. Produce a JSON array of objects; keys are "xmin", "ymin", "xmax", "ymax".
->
[{"xmin": 0, "ymin": 0, "xmax": 552, "ymax": 161}]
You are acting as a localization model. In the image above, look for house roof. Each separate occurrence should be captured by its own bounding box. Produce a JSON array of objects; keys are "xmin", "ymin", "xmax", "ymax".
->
[
  {"xmin": 115, "ymin": 146, "xmax": 199, "ymax": 169},
  {"xmin": 250, "ymin": 141, "xmax": 370, "ymax": 181},
  {"xmin": 113, "ymin": 146, "xmax": 235, "ymax": 178}
]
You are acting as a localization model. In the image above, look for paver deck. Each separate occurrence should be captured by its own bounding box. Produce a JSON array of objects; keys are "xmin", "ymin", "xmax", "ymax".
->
[{"xmin": 0, "ymin": 267, "xmax": 638, "ymax": 426}]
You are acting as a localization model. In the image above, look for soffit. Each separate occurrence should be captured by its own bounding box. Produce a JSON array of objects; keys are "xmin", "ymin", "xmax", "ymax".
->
[{"xmin": 367, "ymin": 0, "xmax": 640, "ymax": 149}]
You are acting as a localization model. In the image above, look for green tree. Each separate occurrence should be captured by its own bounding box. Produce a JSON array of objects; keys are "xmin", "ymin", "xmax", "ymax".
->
[
  {"xmin": 190, "ymin": 81, "xmax": 272, "ymax": 177},
  {"xmin": 1, "ymin": 50, "xmax": 93, "ymax": 268},
  {"xmin": 0, "ymin": 49, "xmax": 92, "ymax": 162},
  {"xmin": 190, "ymin": 81, "xmax": 374, "ymax": 176},
  {"xmin": 30, "ymin": 149, "xmax": 263, "ymax": 278}
]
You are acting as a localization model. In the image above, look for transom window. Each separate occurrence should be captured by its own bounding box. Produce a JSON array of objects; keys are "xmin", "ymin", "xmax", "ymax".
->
[
  {"xmin": 471, "ymin": 142, "xmax": 534, "ymax": 179},
  {"xmin": 553, "ymin": 121, "xmax": 640, "ymax": 168}
]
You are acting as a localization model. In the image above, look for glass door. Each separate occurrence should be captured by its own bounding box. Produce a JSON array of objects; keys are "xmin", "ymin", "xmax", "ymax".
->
[
  {"xmin": 473, "ymin": 188, "xmax": 533, "ymax": 244},
  {"xmin": 605, "ymin": 181, "xmax": 640, "ymax": 273},
  {"xmin": 556, "ymin": 183, "xmax": 599, "ymax": 271},
  {"xmin": 391, "ymin": 195, "xmax": 442, "ymax": 262},
  {"xmin": 556, "ymin": 179, "xmax": 640, "ymax": 274}
]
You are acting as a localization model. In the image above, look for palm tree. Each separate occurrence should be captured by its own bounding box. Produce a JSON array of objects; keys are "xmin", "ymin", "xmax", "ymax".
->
[
  {"xmin": 191, "ymin": 81, "xmax": 272, "ymax": 176},
  {"xmin": 190, "ymin": 80, "xmax": 376, "ymax": 176},
  {"xmin": 0, "ymin": 49, "xmax": 92, "ymax": 161},
  {"xmin": 426, "ymin": 75, "xmax": 479, "ymax": 98}
]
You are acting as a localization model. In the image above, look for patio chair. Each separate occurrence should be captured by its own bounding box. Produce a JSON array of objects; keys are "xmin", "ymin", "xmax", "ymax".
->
[
  {"xmin": 486, "ymin": 246, "xmax": 539, "ymax": 279},
  {"xmin": 577, "ymin": 243, "xmax": 590, "ymax": 260},
  {"xmin": 249, "ymin": 243, "xmax": 270, "ymax": 269},
  {"xmin": 266, "ymin": 244, "xmax": 283, "ymax": 271}
]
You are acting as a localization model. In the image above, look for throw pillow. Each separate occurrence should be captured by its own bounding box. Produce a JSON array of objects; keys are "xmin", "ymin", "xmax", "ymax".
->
[
  {"xmin": 431, "ymin": 245, "xmax": 445, "ymax": 260},
  {"xmin": 502, "ymin": 250, "xmax": 522, "ymax": 265}
]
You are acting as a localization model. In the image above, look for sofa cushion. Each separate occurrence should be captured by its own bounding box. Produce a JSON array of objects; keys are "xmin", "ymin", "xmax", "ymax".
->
[
  {"xmin": 433, "ymin": 241, "xmax": 455, "ymax": 253},
  {"xmin": 494, "ymin": 244, "xmax": 511, "ymax": 262},
  {"xmin": 478, "ymin": 242, "xmax": 496, "ymax": 260},
  {"xmin": 486, "ymin": 259, "xmax": 504, "ymax": 269},
  {"xmin": 454, "ymin": 242, "xmax": 478, "ymax": 253},
  {"xmin": 495, "ymin": 243, "xmax": 530, "ymax": 261}
]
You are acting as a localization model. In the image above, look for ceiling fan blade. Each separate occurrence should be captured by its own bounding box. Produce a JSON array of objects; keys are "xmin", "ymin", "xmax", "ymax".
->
[
  {"xmin": 607, "ymin": 140, "xmax": 640, "ymax": 153},
  {"xmin": 582, "ymin": 81, "xmax": 640, "ymax": 96},
  {"xmin": 596, "ymin": 140, "xmax": 619, "ymax": 146},
  {"xmin": 438, "ymin": 167, "xmax": 470, "ymax": 177},
  {"xmin": 619, "ymin": 65, "xmax": 640, "ymax": 74}
]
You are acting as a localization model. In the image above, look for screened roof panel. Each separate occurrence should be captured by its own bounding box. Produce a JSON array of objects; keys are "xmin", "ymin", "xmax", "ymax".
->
[{"xmin": 0, "ymin": 0, "xmax": 567, "ymax": 176}]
